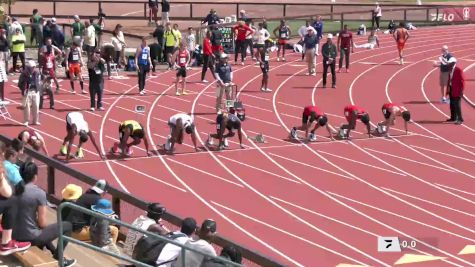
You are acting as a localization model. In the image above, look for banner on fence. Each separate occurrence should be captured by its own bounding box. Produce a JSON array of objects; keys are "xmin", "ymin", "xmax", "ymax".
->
[{"xmin": 432, "ymin": 7, "xmax": 473, "ymax": 22}]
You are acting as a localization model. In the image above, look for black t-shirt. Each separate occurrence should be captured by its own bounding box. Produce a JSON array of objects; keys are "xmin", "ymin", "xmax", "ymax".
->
[
  {"xmin": 153, "ymin": 27, "xmax": 165, "ymax": 45},
  {"xmin": 217, "ymin": 114, "xmax": 241, "ymax": 131},
  {"xmin": 161, "ymin": 1, "xmax": 170, "ymax": 12},
  {"xmin": 211, "ymin": 29, "xmax": 223, "ymax": 46},
  {"xmin": 66, "ymin": 189, "xmax": 101, "ymax": 231}
]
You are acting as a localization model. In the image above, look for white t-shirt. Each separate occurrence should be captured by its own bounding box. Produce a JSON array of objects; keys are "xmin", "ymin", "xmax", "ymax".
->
[
  {"xmin": 123, "ymin": 215, "xmax": 156, "ymax": 256},
  {"xmin": 375, "ymin": 6, "xmax": 382, "ymax": 17},
  {"xmin": 84, "ymin": 25, "xmax": 96, "ymax": 46},
  {"xmin": 173, "ymin": 239, "xmax": 217, "ymax": 267},
  {"xmin": 156, "ymin": 231, "xmax": 191, "ymax": 267},
  {"xmin": 255, "ymin": 29, "xmax": 270, "ymax": 45},
  {"xmin": 66, "ymin": 112, "xmax": 89, "ymax": 133},
  {"xmin": 169, "ymin": 114, "xmax": 193, "ymax": 129},
  {"xmin": 187, "ymin": 33, "xmax": 196, "ymax": 51},
  {"xmin": 299, "ymin": 25, "xmax": 316, "ymax": 38}
]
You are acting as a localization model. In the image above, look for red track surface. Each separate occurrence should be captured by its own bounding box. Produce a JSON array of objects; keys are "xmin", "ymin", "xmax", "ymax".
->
[{"xmin": 1, "ymin": 25, "xmax": 475, "ymax": 266}]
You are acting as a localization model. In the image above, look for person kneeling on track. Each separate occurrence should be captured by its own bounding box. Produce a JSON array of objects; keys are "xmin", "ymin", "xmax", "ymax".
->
[
  {"xmin": 111, "ymin": 120, "xmax": 152, "ymax": 157},
  {"xmin": 290, "ymin": 105, "xmax": 334, "ymax": 141},
  {"xmin": 61, "ymin": 111, "xmax": 104, "ymax": 161},
  {"xmin": 18, "ymin": 129, "xmax": 49, "ymax": 155},
  {"xmin": 207, "ymin": 112, "xmax": 244, "ymax": 151},
  {"xmin": 340, "ymin": 104, "xmax": 372, "ymax": 139},
  {"xmin": 376, "ymin": 103, "xmax": 411, "ymax": 136},
  {"xmin": 165, "ymin": 113, "xmax": 199, "ymax": 153}
]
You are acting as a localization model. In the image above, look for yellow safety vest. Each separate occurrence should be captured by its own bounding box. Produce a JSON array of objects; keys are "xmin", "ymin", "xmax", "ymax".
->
[{"xmin": 11, "ymin": 34, "xmax": 25, "ymax": 53}]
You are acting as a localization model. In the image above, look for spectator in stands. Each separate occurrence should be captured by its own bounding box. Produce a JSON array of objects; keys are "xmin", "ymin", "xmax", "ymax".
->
[
  {"xmin": 156, "ymin": 217, "xmax": 197, "ymax": 267},
  {"xmin": 112, "ymin": 24, "xmax": 127, "ymax": 68},
  {"xmin": 201, "ymin": 245, "xmax": 242, "ymax": 267},
  {"xmin": 201, "ymin": 30, "xmax": 215, "ymax": 83},
  {"xmin": 90, "ymin": 199, "xmax": 121, "ymax": 255},
  {"xmin": 174, "ymin": 219, "xmax": 217, "ymax": 267},
  {"xmin": 14, "ymin": 162, "xmax": 77, "ymax": 267},
  {"xmin": 161, "ymin": 0, "xmax": 170, "ymax": 26},
  {"xmin": 0, "ymin": 28, "xmax": 10, "ymax": 77},
  {"xmin": 2, "ymin": 147, "xmax": 23, "ymax": 188},
  {"xmin": 173, "ymin": 23, "xmax": 182, "ymax": 43},
  {"xmin": 42, "ymin": 20, "xmax": 53, "ymax": 45},
  {"xmin": 303, "ymin": 27, "xmax": 317, "ymax": 76},
  {"xmin": 151, "ymin": 22, "xmax": 164, "ymax": 63},
  {"xmin": 71, "ymin": 15, "xmax": 85, "ymax": 46},
  {"xmin": 123, "ymin": 202, "xmax": 167, "ymax": 257},
  {"xmin": 52, "ymin": 22, "xmax": 65, "ymax": 51},
  {"xmin": 0, "ymin": 162, "xmax": 31, "ymax": 255},
  {"xmin": 164, "ymin": 23, "xmax": 178, "ymax": 70},
  {"xmin": 2, "ymin": 17, "xmax": 11, "ymax": 38},
  {"xmin": 11, "ymin": 28, "xmax": 26, "ymax": 73},
  {"xmin": 19, "ymin": 61, "xmax": 41, "ymax": 126},
  {"xmin": 0, "ymin": 141, "xmax": 5, "ymax": 157},
  {"xmin": 312, "ymin": 16, "xmax": 323, "ymax": 55},
  {"xmin": 87, "ymin": 50, "xmax": 106, "ymax": 111},
  {"xmin": 10, "ymin": 138, "xmax": 28, "ymax": 166},
  {"xmin": 29, "ymin": 9, "xmax": 43, "ymax": 47},
  {"xmin": 66, "ymin": 180, "xmax": 118, "ymax": 244},
  {"xmin": 322, "ymin": 33, "xmax": 337, "ymax": 88},
  {"xmin": 372, "ymin": 2, "xmax": 382, "ymax": 30},
  {"xmin": 60, "ymin": 184, "xmax": 83, "ymax": 222},
  {"xmin": 202, "ymin": 9, "xmax": 220, "ymax": 26}
]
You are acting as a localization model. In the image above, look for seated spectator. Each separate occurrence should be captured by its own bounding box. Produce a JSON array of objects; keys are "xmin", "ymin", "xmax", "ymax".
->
[
  {"xmin": 13, "ymin": 162, "xmax": 77, "ymax": 267},
  {"xmin": 60, "ymin": 184, "xmax": 83, "ymax": 222},
  {"xmin": 90, "ymin": 199, "xmax": 120, "ymax": 255},
  {"xmin": 65, "ymin": 180, "xmax": 118, "ymax": 244},
  {"xmin": 2, "ymin": 147, "xmax": 23, "ymax": 188},
  {"xmin": 201, "ymin": 245, "xmax": 243, "ymax": 267},
  {"xmin": 0, "ymin": 162, "xmax": 31, "ymax": 255},
  {"xmin": 156, "ymin": 217, "xmax": 197, "ymax": 267},
  {"xmin": 0, "ymin": 141, "xmax": 6, "ymax": 157},
  {"xmin": 123, "ymin": 202, "xmax": 167, "ymax": 257},
  {"xmin": 10, "ymin": 138, "xmax": 29, "ymax": 165},
  {"xmin": 174, "ymin": 219, "xmax": 217, "ymax": 267}
]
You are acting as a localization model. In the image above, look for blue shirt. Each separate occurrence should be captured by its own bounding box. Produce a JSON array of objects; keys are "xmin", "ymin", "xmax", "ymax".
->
[
  {"xmin": 313, "ymin": 21, "xmax": 323, "ymax": 39},
  {"xmin": 215, "ymin": 63, "xmax": 232, "ymax": 83},
  {"xmin": 3, "ymin": 160, "xmax": 22, "ymax": 186},
  {"xmin": 440, "ymin": 53, "xmax": 452, "ymax": 72},
  {"xmin": 304, "ymin": 34, "xmax": 317, "ymax": 49}
]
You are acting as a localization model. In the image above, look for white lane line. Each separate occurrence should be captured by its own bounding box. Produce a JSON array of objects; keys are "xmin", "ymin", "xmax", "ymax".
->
[
  {"xmin": 363, "ymin": 147, "xmax": 456, "ymax": 172},
  {"xmin": 316, "ymin": 150, "xmax": 406, "ymax": 176},
  {"xmin": 268, "ymin": 152, "xmax": 354, "ymax": 180},
  {"xmin": 381, "ymin": 187, "xmax": 475, "ymax": 219},
  {"xmin": 328, "ymin": 192, "xmax": 475, "ymax": 243},
  {"xmin": 435, "ymin": 183, "xmax": 475, "ymax": 197},
  {"xmin": 410, "ymin": 145, "xmax": 475, "ymax": 163},
  {"xmin": 217, "ymin": 155, "xmax": 301, "ymax": 184},
  {"xmin": 166, "ymin": 158, "xmax": 244, "ymax": 188},
  {"xmin": 456, "ymin": 142, "xmax": 475, "ymax": 150}
]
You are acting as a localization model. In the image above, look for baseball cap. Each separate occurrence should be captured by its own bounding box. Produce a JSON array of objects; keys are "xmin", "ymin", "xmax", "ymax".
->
[
  {"xmin": 220, "ymin": 53, "xmax": 229, "ymax": 59},
  {"xmin": 91, "ymin": 179, "xmax": 107, "ymax": 194},
  {"xmin": 27, "ymin": 60, "xmax": 36, "ymax": 68},
  {"xmin": 201, "ymin": 219, "xmax": 217, "ymax": 233},
  {"xmin": 448, "ymin": 57, "xmax": 457, "ymax": 64},
  {"xmin": 51, "ymin": 17, "xmax": 56, "ymax": 23},
  {"xmin": 73, "ymin": 15, "xmax": 80, "ymax": 20},
  {"xmin": 327, "ymin": 33, "xmax": 334, "ymax": 39}
]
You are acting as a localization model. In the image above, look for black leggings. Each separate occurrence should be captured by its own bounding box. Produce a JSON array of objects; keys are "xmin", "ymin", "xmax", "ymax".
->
[
  {"xmin": 138, "ymin": 65, "xmax": 149, "ymax": 92},
  {"xmin": 234, "ymin": 40, "xmax": 246, "ymax": 62},
  {"xmin": 0, "ymin": 81, "xmax": 4, "ymax": 101},
  {"xmin": 39, "ymin": 83, "xmax": 54, "ymax": 109},
  {"xmin": 12, "ymin": 52, "xmax": 25, "ymax": 72},
  {"xmin": 0, "ymin": 196, "xmax": 17, "ymax": 230},
  {"xmin": 30, "ymin": 222, "xmax": 73, "ymax": 259},
  {"xmin": 201, "ymin": 54, "xmax": 215, "ymax": 81}
]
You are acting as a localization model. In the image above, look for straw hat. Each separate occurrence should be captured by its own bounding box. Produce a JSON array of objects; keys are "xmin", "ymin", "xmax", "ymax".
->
[{"xmin": 61, "ymin": 184, "xmax": 83, "ymax": 200}]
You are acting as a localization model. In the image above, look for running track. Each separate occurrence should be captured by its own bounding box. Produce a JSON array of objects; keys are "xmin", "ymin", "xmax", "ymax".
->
[{"xmin": 1, "ymin": 25, "xmax": 475, "ymax": 266}]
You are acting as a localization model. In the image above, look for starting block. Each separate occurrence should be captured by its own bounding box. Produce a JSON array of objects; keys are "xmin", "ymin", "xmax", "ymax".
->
[
  {"xmin": 376, "ymin": 124, "xmax": 388, "ymax": 135},
  {"xmin": 338, "ymin": 128, "xmax": 348, "ymax": 139}
]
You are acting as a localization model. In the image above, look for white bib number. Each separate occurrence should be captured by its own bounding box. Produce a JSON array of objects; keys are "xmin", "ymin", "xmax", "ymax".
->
[
  {"xmin": 281, "ymin": 33, "xmax": 287, "ymax": 38},
  {"xmin": 179, "ymin": 57, "xmax": 186, "ymax": 64},
  {"xmin": 46, "ymin": 61, "xmax": 53, "ymax": 69},
  {"xmin": 141, "ymin": 53, "xmax": 148, "ymax": 60},
  {"xmin": 264, "ymin": 55, "xmax": 269, "ymax": 61},
  {"xmin": 72, "ymin": 54, "xmax": 79, "ymax": 61},
  {"xmin": 95, "ymin": 68, "xmax": 101, "ymax": 74}
]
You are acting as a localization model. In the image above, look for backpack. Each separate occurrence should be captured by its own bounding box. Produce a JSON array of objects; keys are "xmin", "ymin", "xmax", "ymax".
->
[
  {"xmin": 132, "ymin": 232, "xmax": 187, "ymax": 265},
  {"xmin": 126, "ymin": 56, "xmax": 137, "ymax": 72}
]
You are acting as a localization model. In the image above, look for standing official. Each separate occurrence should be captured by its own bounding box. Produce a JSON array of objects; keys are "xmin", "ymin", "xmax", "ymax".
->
[
  {"xmin": 303, "ymin": 27, "xmax": 317, "ymax": 76},
  {"xmin": 322, "ymin": 34, "xmax": 337, "ymax": 88},
  {"xmin": 446, "ymin": 57, "xmax": 464, "ymax": 125}
]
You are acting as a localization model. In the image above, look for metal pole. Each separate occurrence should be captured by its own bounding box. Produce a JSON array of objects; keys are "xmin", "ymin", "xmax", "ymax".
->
[
  {"xmin": 340, "ymin": 13, "xmax": 344, "ymax": 31},
  {"xmin": 57, "ymin": 206, "xmax": 65, "ymax": 267},
  {"xmin": 331, "ymin": 4, "xmax": 334, "ymax": 21},
  {"xmin": 426, "ymin": 8, "xmax": 429, "ymax": 22},
  {"xmin": 112, "ymin": 195, "xmax": 121, "ymax": 219},
  {"xmin": 47, "ymin": 166, "xmax": 55, "ymax": 195},
  {"xmin": 436, "ymin": 8, "xmax": 439, "ymax": 25},
  {"xmin": 53, "ymin": 1, "xmax": 57, "ymax": 18},
  {"xmin": 283, "ymin": 4, "xmax": 286, "ymax": 17},
  {"xmin": 404, "ymin": 9, "xmax": 407, "ymax": 22},
  {"xmin": 190, "ymin": 3, "xmax": 193, "ymax": 18},
  {"xmin": 144, "ymin": 3, "xmax": 147, "ymax": 20},
  {"xmin": 236, "ymin": 3, "xmax": 239, "ymax": 20}
]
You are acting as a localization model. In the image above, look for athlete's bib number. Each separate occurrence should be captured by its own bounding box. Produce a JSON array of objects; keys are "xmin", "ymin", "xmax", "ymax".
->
[
  {"xmin": 46, "ymin": 61, "xmax": 53, "ymax": 69},
  {"xmin": 179, "ymin": 57, "xmax": 186, "ymax": 64},
  {"xmin": 281, "ymin": 33, "xmax": 287, "ymax": 38},
  {"xmin": 383, "ymin": 109, "xmax": 388, "ymax": 115},
  {"xmin": 72, "ymin": 54, "xmax": 79, "ymax": 61},
  {"xmin": 264, "ymin": 55, "xmax": 269, "ymax": 61},
  {"xmin": 141, "ymin": 53, "xmax": 148, "ymax": 60},
  {"xmin": 95, "ymin": 68, "xmax": 101, "ymax": 74}
]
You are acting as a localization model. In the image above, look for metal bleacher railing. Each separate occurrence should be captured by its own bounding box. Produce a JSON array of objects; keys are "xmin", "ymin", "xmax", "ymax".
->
[
  {"xmin": 0, "ymin": 135, "xmax": 286, "ymax": 267},
  {"xmin": 57, "ymin": 202, "xmax": 243, "ymax": 267}
]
